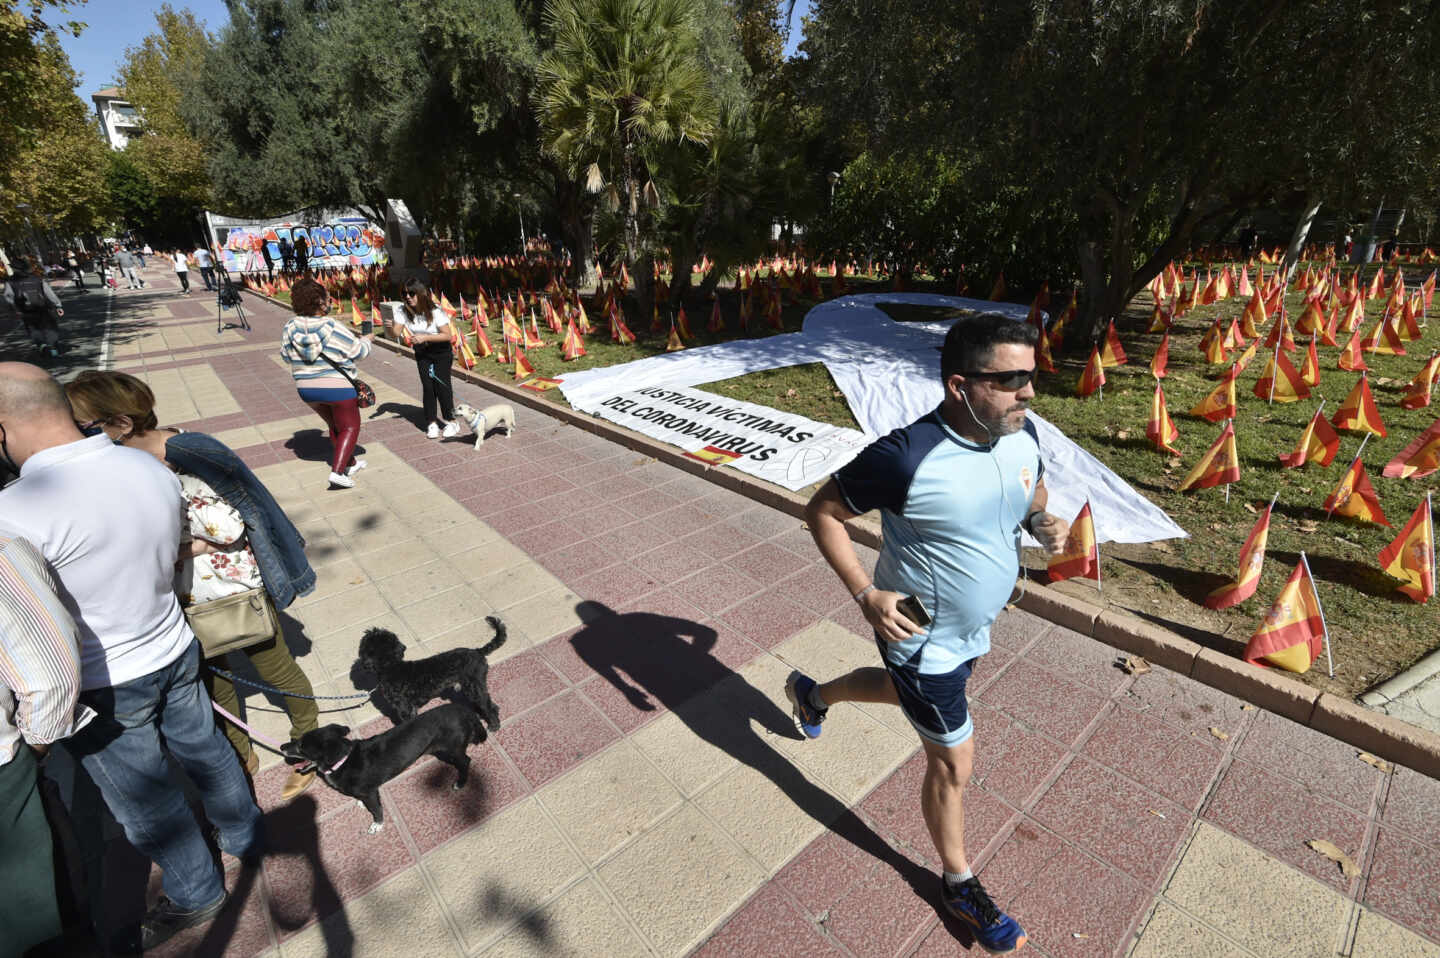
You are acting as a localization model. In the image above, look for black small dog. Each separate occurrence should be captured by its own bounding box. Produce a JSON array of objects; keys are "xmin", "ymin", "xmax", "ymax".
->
[
  {"xmin": 281, "ymin": 704, "xmax": 486, "ymax": 832},
  {"xmin": 357, "ymin": 615, "xmax": 507, "ymax": 729}
]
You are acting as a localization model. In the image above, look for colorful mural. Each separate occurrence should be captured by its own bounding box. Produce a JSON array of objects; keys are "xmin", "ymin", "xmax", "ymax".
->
[{"xmin": 207, "ymin": 211, "xmax": 388, "ymax": 273}]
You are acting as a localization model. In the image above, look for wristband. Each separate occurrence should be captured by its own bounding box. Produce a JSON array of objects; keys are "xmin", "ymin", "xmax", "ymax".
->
[
  {"xmin": 852, "ymin": 584, "xmax": 875, "ymax": 603},
  {"xmin": 1022, "ymin": 511, "xmax": 1044, "ymax": 535}
]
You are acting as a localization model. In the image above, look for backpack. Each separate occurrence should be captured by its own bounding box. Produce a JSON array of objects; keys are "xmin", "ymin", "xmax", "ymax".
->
[{"xmin": 10, "ymin": 279, "xmax": 45, "ymax": 313}]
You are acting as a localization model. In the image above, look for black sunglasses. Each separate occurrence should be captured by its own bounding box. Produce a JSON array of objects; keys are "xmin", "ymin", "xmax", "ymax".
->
[{"xmin": 960, "ymin": 368, "xmax": 1036, "ymax": 391}]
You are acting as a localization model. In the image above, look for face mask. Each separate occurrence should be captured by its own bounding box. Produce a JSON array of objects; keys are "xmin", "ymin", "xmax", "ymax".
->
[{"xmin": 0, "ymin": 424, "xmax": 19, "ymax": 488}]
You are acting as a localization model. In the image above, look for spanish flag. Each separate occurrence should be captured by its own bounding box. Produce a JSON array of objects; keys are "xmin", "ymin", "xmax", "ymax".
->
[
  {"xmin": 1263, "ymin": 313, "xmax": 1297, "ymax": 352},
  {"xmin": 1205, "ymin": 499, "xmax": 1273, "ymax": 609},
  {"xmin": 1383, "ymin": 420, "xmax": 1440, "ymax": 479},
  {"xmin": 512, "ymin": 346, "xmax": 535, "ymax": 380},
  {"xmin": 1324, "ymin": 454, "xmax": 1389, "ymax": 525},
  {"xmin": 1237, "ymin": 264, "xmax": 1253, "ymax": 297},
  {"xmin": 1279, "ymin": 405, "xmax": 1340, "ymax": 468},
  {"xmin": 707, "ymin": 299, "xmax": 724, "ymax": 333},
  {"xmin": 1202, "ymin": 329, "xmax": 1229, "ymax": 365},
  {"xmin": 1295, "ymin": 300, "xmax": 1324, "ymax": 335},
  {"xmin": 1077, "ymin": 346, "xmax": 1106, "ymax": 397},
  {"xmin": 1036, "ymin": 325, "xmax": 1058, "ymax": 374},
  {"xmin": 1298, "ymin": 336, "xmax": 1321, "ymax": 388},
  {"xmin": 438, "ymin": 292, "xmax": 459, "ymax": 319},
  {"xmin": 1190, "ymin": 370, "xmax": 1238, "ymax": 422},
  {"xmin": 561, "ymin": 320, "xmax": 586, "ymax": 361},
  {"xmin": 666, "ymin": 324, "xmax": 686, "ymax": 351},
  {"xmin": 1179, "ymin": 420, "xmax": 1240, "ymax": 492},
  {"xmin": 1378, "ymin": 497, "xmax": 1436, "ymax": 602},
  {"xmin": 349, "ymin": 297, "xmax": 365, "ymax": 328},
  {"xmin": 684, "ymin": 444, "xmax": 744, "ymax": 467},
  {"xmin": 1242, "ymin": 289, "xmax": 1267, "ymax": 337},
  {"xmin": 1339, "ymin": 297, "xmax": 1365, "ymax": 334},
  {"xmin": 575, "ymin": 300, "xmax": 592, "ymax": 334},
  {"xmin": 1233, "ymin": 338, "xmax": 1260, "ymax": 374},
  {"xmin": 1331, "ymin": 374, "xmax": 1387, "ymax": 437},
  {"xmin": 1337, "ymin": 327, "xmax": 1369, "ymax": 371},
  {"xmin": 1359, "ymin": 313, "xmax": 1405, "ymax": 356},
  {"xmin": 1402, "ymin": 352, "xmax": 1440, "ymax": 410},
  {"xmin": 1150, "ymin": 331, "xmax": 1170, "ymax": 379},
  {"xmin": 1047, "ymin": 501, "xmax": 1099, "ymax": 583},
  {"xmin": 472, "ymin": 322, "xmax": 493, "ymax": 358},
  {"xmin": 1147, "ymin": 382, "xmax": 1181, "ymax": 455},
  {"xmin": 1243, "ymin": 560, "xmax": 1327, "ymax": 673},
  {"xmin": 1224, "ymin": 317, "xmax": 1246, "ymax": 349},
  {"xmin": 1148, "ymin": 301, "xmax": 1171, "ymax": 333},
  {"xmin": 1254, "ymin": 349, "xmax": 1309, "ymax": 402},
  {"xmin": 1100, "ymin": 320, "xmax": 1127, "ymax": 366},
  {"xmin": 1321, "ymin": 306, "xmax": 1341, "ymax": 348}
]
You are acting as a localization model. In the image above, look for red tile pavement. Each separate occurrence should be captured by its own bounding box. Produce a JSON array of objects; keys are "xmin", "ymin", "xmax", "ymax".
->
[
  {"xmin": 494, "ymin": 689, "xmax": 620, "ymax": 788},
  {"xmin": 975, "ymin": 659, "xmax": 1112, "ymax": 746},
  {"xmin": 967, "ymin": 703, "xmax": 1070, "ymax": 808},
  {"xmin": 1381, "ymin": 765, "xmax": 1440, "ymax": 843},
  {"xmin": 1363, "ymin": 826, "xmax": 1440, "ymax": 941},
  {"xmin": 1080, "ymin": 704, "xmax": 1228, "ymax": 811},
  {"xmin": 1235, "ymin": 710, "xmax": 1388, "ymax": 814}
]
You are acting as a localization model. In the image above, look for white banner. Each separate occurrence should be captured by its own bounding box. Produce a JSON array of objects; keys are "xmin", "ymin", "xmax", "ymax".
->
[{"xmin": 587, "ymin": 386, "xmax": 870, "ymax": 491}]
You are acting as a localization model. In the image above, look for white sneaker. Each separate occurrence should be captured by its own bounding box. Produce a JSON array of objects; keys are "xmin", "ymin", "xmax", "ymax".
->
[
  {"xmin": 346, "ymin": 459, "xmax": 367, "ymax": 477},
  {"xmin": 328, "ymin": 471, "xmax": 355, "ymax": 488},
  {"xmin": 441, "ymin": 421, "xmax": 459, "ymax": 439},
  {"xmin": 426, "ymin": 423, "xmax": 441, "ymax": 439}
]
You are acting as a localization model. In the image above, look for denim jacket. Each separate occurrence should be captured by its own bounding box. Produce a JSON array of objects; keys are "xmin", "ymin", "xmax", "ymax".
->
[{"xmin": 164, "ymin": 431, "xmax": 316, "ymax": 610}]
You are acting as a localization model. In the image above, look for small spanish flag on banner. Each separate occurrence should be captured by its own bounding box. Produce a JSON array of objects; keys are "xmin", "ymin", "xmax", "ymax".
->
[
  {"xmin": 1382, "ymin": 420, "xmax": 1440, "ymax": 479},
  {"xmin": 1205, "ymin": 496, "xmax": 1274, "ymax": 609},
  {"xmin": 1325, "ymin": 452, "xmax": 1390, "ymax": 526},
  {"xmin": 1190, "ymin": 370, "xmax": 1238, "ymax": 422},
  {"xmin": 1077, "ymin": 346, "xmax": 1106, "ymax": 397},
  {"xmin": 519, "ymin": 376, "xmax": 564, "ymax": 392},
  {"xmin": 1100, "ymin": 320, "xmax": 1127, "ymax": 366},
  {"xmin": 1243, "ymin": 558, "xmax": 1328, "ymax": 674},
  {"xmin": 1279, "ymin": 404, "xmax": 1340, "ymax": 468},
  {"xmin": 1150, "ymin": 331, "xmax": 1170, "ymax": 379},
  {"xmin": 1378, "ymin": 496, "xmax": 1436, "ymax": 602},
  {"xmin": 1299, "ymin": 336, "xmax": 1321, "ymax": 387},
  {"xmin": 1253, "ymin": 350, "xmax": 1309, "ymax": 402},
  {"xmin": 1331, "ymin": 373, "xmax": 1387, "ymax": 437},
  {"xmin": 1179, "ymin": 420, "xmax": 1240, "ymax": 492},
  {"xmin": 684, "ymin": 444, "xmax": 744, "ymax": 467},
  {"xmin": 1047, "ymin": 501, "xmax": 1099, "ymax": 585},
  {"xmin": 1147, "ymin": 383, "xmax": 1181, "ymax": 456}
]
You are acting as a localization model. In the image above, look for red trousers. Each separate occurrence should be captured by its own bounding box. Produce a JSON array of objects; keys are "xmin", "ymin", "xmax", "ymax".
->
[{"xmin": 307, "ymin": 398, "xmax": 360, "ymax": 473}]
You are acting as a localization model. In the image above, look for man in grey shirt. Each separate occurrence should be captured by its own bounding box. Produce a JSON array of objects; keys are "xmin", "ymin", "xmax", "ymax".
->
[{"xmin": 113, "ymin": 247, "xmax": 144, "ymax": 289}]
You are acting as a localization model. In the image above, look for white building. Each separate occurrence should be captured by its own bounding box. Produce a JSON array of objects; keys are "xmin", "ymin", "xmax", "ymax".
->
[{"xmin": 91, "ymin": 86, "xmax": 140, "ymax": 150}]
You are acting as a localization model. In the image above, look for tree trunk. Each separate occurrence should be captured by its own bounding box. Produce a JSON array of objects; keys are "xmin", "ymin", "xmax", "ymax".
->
[
  {"xmin": 697, "ymin": 262, "xmax": 725, "ymax": 301},
  {"xmin": 1280, "ymin": 193, "xmax": 1322, "ymax": 279}
]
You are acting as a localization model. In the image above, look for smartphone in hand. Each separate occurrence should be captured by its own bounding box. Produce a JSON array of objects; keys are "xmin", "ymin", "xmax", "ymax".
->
[
  {"xmin": 896, "ymin": 594, "xmax": 932, "ymax": 627},
  {"xmin": 360, "ymin": 318, "xmax": 374, "ymax": 335}
]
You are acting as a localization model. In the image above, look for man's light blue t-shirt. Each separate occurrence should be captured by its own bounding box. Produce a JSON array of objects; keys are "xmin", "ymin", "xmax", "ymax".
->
[{"xmin": 834, "ymin": 406, "xmax": 1042, "ymax": 674}]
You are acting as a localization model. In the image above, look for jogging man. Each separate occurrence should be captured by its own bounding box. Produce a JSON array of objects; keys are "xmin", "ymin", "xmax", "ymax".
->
[{"xmin": 787, "ymin": 312, "xmax": 1069, "ymax": 954}]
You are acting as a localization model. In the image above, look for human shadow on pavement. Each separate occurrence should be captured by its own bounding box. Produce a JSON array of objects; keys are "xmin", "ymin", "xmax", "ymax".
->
[
  {"xmin": 282, "ymin": 428, "xmax": 368, "ymax": 465},
  {"xmin": 567, "ymin": 601, "xmax": 944, "ymax": 914},
  {"xmin": 368, "ymin": 399, "xmax": 427, "ymax": 429},
  {"xmin": 259, "ymin": 793, "xmax": 355, "ymax": 953}
]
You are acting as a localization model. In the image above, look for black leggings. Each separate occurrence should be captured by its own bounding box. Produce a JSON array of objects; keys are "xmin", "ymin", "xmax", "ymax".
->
[{"xmin": 415, "ymin": 344, "xmax": 455, "ymax": 424}]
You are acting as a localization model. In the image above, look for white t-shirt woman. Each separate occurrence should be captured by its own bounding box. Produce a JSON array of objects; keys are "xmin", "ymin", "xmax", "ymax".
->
[{"xmin": 172, "ymin": 251, "xmax": 190, "ymax": 274}]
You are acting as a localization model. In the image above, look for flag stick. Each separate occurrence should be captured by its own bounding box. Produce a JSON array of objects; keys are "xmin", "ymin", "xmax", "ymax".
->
[
  {"xmin": 1300, "ymin": 551, "xmax": 1334, "ymax": 679},
  {"xmin": 1268, "ymin": 331, "xmax": 1281, "ymax": 404},
  {"xmin": 1092, "ymin": 498, "xmax": 1102, "ymax": 597},
  {"xmin": 1326, "ymin": 434, "xmax": 1372, "ymax": 518},
  {"xmin": 1429, "ymin": 491, "xmax": 1436, "ymax": 599}
]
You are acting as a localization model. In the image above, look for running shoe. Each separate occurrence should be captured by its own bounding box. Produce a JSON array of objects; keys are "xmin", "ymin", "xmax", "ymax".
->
[
  {"xmin": 346, "ymin": 459, "xmax": 367, "ymax": 477},
  {"xmin": 942, "ymin": 876, "xmax": 1027, "ymax": 954},
  {"xmin": 328, "ymin": 471, "xmax": 355, "ymax": 489},
  {"xmin": 784, "ymin": 671, "xmax": 827, "ymax": 739},
  {"xmin": 441, "ymin": 420, "xmax": 459, "ymax": 438},
  {"xmin": 426, "ymin": 422, "xmax": 441, "ymax": 439}
]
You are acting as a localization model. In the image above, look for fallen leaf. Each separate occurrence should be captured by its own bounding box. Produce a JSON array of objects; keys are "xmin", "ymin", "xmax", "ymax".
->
[
  {"xmin": 1072, "ymin": 933, "xmax": 1090, "ymax": 940},
  {"xmin": 1115, "ymin": 429, "xmax": 1131, "ymax": 440},
  {"xmin": 1208, "ymin": 726, "xmax": 1230, "ymax": 742},
  {"xmin": 1357, "ymin": 751, "xmax": 1393, "ymax": 773},
  {"xmin": 349, "ymin": 577, "xmax": 366, "ymax": 585},
  {"xmin": 1306, "ymin": 839, "xmax": 1360, "ymax": 877},
  {"xmin": 1299, "ymin": 519, "xmax": 1320, "ymax": 533},
  {"xmin": 1146, "ymin": 808, "xmax": 1167, "ymax": 820},
  {"xmin": 1376, "ymin": 377, "xmax": 1400, "ymax": 387},
  {"xmin": 1243, "ymin": 502, "xmax": 1258, "ymax": 513},
  {"xmin": 785, "ymin": 388, "xmax": 798, "ymax": 398},
  {"xmin": 1241, "ymin": 703, "xmax": 1257, "ymax": 711},
  {"xmin": 1117, "ymin": 655, "xmax": 1152, "ymax": 676}
]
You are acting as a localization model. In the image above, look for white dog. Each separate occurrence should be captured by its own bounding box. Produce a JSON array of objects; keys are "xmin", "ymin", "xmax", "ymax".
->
[{"xmin": 453, "ymin": 402, "xmax": 516, "ymax": 449}]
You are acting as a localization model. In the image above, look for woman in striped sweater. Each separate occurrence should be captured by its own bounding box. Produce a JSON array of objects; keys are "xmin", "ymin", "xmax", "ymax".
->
[{"xmin": 280, "ymin": 276, "xmax": 373, "ymax": 488}]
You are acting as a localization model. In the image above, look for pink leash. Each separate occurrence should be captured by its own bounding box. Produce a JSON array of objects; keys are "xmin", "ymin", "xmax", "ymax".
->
[{"xmin": 211, "ymin": 701, "xmax": 350, "ymax": 772}]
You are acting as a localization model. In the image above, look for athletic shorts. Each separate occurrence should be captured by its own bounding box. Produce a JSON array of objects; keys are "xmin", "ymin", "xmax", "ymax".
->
[{"xmin": 876, "ymin": 636, "xmax": 976, "ymax": 747}]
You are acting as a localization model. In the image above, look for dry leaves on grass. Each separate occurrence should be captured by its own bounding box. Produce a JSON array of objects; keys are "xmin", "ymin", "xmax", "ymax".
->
[{"xmin": 1306, "ymin": 839, "xmax": 1360, "ymax": 877}]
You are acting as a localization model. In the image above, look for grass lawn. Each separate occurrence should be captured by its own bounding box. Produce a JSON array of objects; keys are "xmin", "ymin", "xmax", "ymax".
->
[{"xmin": 261, "ymin": 265, "xmax": 1440, "ymax": 697}]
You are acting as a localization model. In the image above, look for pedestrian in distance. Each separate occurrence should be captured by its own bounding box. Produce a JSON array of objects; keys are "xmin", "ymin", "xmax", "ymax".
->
[
  {"xmin": 786, "ymin": 313, "xmax": 1070, "ymax": 955},
  {"xmin": 293, "ymin": 234, "xmax": 309, "ymax": 274},
  {"xmin": 193, "ymin": 243, "xmax": 217, "ymax": 291},
  {"xmin": 3, "ymin": 257, "xmax": 65, "ymax": 359},
  {"xmin": 393, "ymin": 278, "xmax": 459, "ymax": 439},
  {"xmin": 0, "ymin": 363, "xmax": 264, "ymax": 953},
  {"xmin": 66, "ymin": 370, "xmax": 322, "ymax": 800},
  {"xmin": 115, "ymin": 246, "xmax": 144, "ymax": 289},
  {"xmin": 172, "ymin": 248, "xmax": 192, "ymax": 294},
  {"xmin": 280, "ymin": 276, "xmax": 374, "ymax": 489},
  {"xmin": 261, "ymin": 239, "xmax": 274, "ymax": 282},
  {"xmin": 0, "ymin": 531, "xmax": 94, "ymax": 956},
  {"xmin": 279, "ymin": 237, "xmax": 294, "ymax": 274},
  {"xmin": 65, "ymin": 249, "xmax": 85, "ymax": 289},
  {"xmin": 133, "ymin": 244, "xmax": 146, "ymax": 268}
]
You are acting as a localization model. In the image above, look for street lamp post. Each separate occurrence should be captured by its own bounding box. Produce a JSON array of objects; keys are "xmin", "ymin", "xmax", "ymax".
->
[{"xmin": 513, "ymin": 192, "xmax": 526, "ymax": 256}]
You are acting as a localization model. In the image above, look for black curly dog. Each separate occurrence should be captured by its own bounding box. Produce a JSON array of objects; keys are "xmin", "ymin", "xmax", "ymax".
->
[
  {"xmin": 357, "ymin": 614, "xmax": 506, "ymax": 729},
  {"xmin": 281, "ymin": 705, "xmax": 486, "ymax": 832}
]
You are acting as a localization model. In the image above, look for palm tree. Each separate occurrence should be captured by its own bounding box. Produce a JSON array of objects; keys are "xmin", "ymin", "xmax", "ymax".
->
[{"xmin": 537, "ymin": 0, "xmax": 716, "ymax": 301}]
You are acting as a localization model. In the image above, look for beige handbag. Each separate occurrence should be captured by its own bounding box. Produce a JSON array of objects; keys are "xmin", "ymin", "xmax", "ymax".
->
[{"xmin": 185, "ymin": 587, "xmax": 279, "ymax": 658}]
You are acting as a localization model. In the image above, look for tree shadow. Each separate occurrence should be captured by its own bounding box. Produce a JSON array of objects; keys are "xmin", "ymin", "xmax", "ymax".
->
[{"xmin": 565, "ymin": 600, "xmax": 950, "ymax": 925}]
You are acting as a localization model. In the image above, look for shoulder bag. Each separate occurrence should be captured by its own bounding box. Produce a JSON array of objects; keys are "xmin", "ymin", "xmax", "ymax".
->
[
  {"xmin": 185, "ymin": 587, "xmax": 279, "ymax": 657},
  {"xmin": 321, "ymin": 353, "xmax": 376, "ymax": 408}
]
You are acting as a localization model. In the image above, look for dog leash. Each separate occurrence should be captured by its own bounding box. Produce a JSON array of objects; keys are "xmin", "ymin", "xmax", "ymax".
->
[
  {"xmin": 211, "ymin": 701, "xmax": 351, "ymax": 773},
  {"xmin": 208, "ymin": 665, "xmax": 372, "ymax": 701}
]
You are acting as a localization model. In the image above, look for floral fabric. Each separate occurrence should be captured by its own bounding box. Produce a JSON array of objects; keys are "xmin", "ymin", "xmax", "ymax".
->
[{"xmin": 175, "ymin": 473, "xmax": 263, "ymax": 604}]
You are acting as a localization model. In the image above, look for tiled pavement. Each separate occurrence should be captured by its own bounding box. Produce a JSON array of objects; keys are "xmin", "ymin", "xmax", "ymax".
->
[{"xmin": 13, "ymin": 267, "xmax": 1440, "ymax": 957}]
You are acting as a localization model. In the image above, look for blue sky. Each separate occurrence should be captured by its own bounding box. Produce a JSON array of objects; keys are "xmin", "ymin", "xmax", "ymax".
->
[{"xmin": 54, "ymin": 0, "xmax": 809, "ymax": 95}]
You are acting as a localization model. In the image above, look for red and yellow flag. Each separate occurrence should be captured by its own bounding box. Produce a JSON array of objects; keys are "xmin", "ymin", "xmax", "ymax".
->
[
  {"xmin": 1147, "ymin": 382, "xmax": 1180, "ymax": 456},
  {"xmin": 1202, "ymin": 329, "xmax": 1229, "ymax": 365},
  {"xmin": 989, "ymin": 272, "xmax": 1007, "ymax": 301},
  {"xmin": 512, "ymin": 346, "xmax": 535, "ymax": 380},
  {"xmin": 1331, "ymin": 374, "xmax": 1387, "ymax": 437},
  {"xmin": 1378, "ymin": 497, "xmax": 1436, "ymax": 602},
  {"xmin": 666, "ymin": 324, "xmax": 686, "ymax": 351},
  {"xmin": 1150, "ymin": 331, "xmax": 1170, "ymax": 379},
  {"xmin": 1077, "ymin": 346, "xmax": 1106, "ymax": 397},
  {"xmin": 1253, "ymin": 350, "xmax": 1309, "ymax": 402},
  {"xmin": 1204, "ymin": 501, "xmax": 1273, "ymax": 609},
  {"xmin": 1401, "ymin": 352, "xmax": 1440, "ymax": 411},
  {"xmin": 1099, "ymin": 320, "xmax": 1127, "ymax": 366},
  {"xmin": 1279, "ymin": 406, "xmax": 1340, "ymax": 468},
  {"xmin": 1242, "ymin": 561, "xmax": 1327, "ymax": 673},
  {"xmin": 1047, "ymin": 501, "xmax": 1099, "ymax": 583},
  {"xmin": 1299, "ymin": 336, "xmax": 1321, "ymax": 388},
  {"xmin": 561, "ymin": 320, "xmax": 586, "ymax": 361},
  {"xmin": 1036, "ymin": 326, "xmax": 1058, "ymax": 374},
  {"xmin": 472, "ymin": 322, "xmax": 493, "ymax": 358},
  {"xmin": 1263, "ymin": 313, "xmax": 1297, "ymax": 352},
  {"xmin": 1325, "ymin": 455, "xmax": 1390, "ymax": 525},
  {"xmin": 683, "ymin": 444, "xmax": 744, "ymax": 467},
  {"xmin": 1383, "ymin": 420, "xmax": 1440, "ymax": 479},
  {"xmin": 1360, "ymin": 313, "xmax": 1405, "ymax": 356},
  {"xmin": 1295, "ymin": 300, "xmax": 1325, "ymax": 335},
  {"xmin": 1179, "ymin": 421, "xmax": 1240, "ymax": 492},
  {"xmin": 1190, "ymin": 370, "xmax": 1238, "ymax": 422}
]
